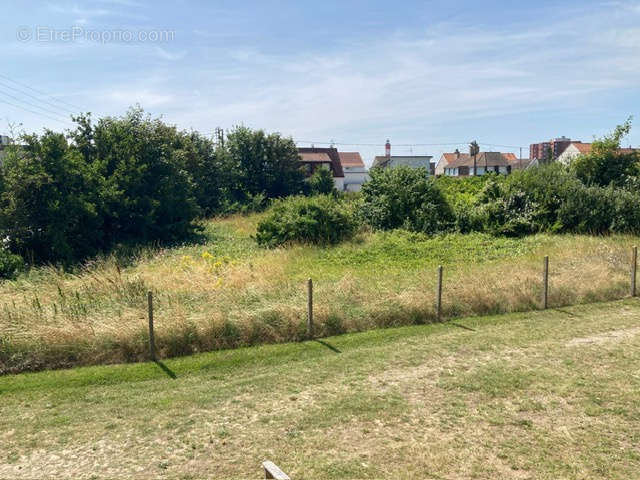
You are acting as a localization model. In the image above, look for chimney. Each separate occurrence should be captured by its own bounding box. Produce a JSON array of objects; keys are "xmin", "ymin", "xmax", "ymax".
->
[
  {"xmin": 385, "ymin": 139, "xmax": 391, "ymax": 158},
  {"xmin": 455, "ymin": 148, "xmax": 460, "ymax": 160}
]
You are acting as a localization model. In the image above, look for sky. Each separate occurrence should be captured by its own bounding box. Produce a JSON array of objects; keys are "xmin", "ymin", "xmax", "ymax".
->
[{"xmin": 2, "ymin": 0, "xmax": 640, "ymax": 165}]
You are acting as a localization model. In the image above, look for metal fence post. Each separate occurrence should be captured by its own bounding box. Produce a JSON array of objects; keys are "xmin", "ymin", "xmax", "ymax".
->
[
  {"xmin": 148, "ymin": 291, "xmax": 156, "ymax": 360},
  {"xmin": 436, "ymin": 265, "xmax": 443, "ymax": 321},
  {"xmin": 307, "ymin": 278, "xmax": 313, "ymax": 339},
  {"xmin": 543, "ymin": 256, "xmax": 549, "ymax": 310}
]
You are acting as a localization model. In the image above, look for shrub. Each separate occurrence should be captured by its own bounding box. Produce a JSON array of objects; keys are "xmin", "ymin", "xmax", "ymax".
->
[
  {"xmin": 476, "ymin": 190, "xmax": 542, "ymax": 236},
  {"xmin": 308, "ymin": 168, "xmax": 336, "ymax": 195},
  {"xmin": 256, "ymin": 195, "xmax": 358, "ymax": 247},
  {"xmin": 570, "ymin": 118, "xmax": 640, "ymax": 187},
  {"xmin": 359, "ymin": 167, "xmax": 453, "ymax": 233},
  {"xmin": 0, "ymin": 247, "xmax": 24, "ymax": 279}
]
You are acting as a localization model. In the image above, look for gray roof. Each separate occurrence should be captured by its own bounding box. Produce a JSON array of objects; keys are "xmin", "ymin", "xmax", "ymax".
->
[{"xmin": 372, "ymin": 155, "xmax": 433, "ymax": 168}]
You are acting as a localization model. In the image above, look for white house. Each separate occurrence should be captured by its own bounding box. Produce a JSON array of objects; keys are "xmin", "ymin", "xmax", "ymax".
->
[
  {"xmin": 338, "ymin": 152, "xmax": 368, "ymax": 192},
  {"xmin": 438, "ymin": 151, "xmax": 518, "ymax": 177},
  {"xmin": 556, "ymin": 142, "xmax": 592, "ymax": 164}
]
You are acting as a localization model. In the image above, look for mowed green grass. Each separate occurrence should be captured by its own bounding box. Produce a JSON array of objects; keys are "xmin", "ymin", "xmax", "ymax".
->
[{"xmin": 2, "ymin": 299, "xmax": 639, "ymax": 479}]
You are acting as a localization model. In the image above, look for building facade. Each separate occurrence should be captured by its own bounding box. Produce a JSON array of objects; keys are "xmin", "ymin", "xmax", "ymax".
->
[
  {"xmin": 338, "ymin": 152, "xmax": 369, "ymax": 192},
  {"xmin": 529, "ymin": 136, "xmax": 574, "ymax": 163},
  {"xmin": 371, "ymin": 140, "xmax": 434, "ymax": 173},
  {"xmin": 438, "ymin": 151, "xmax": 518, "ymax": 177},
  {"xmin": 298, "ymin": 147, "xmax": 345, "ymax": 191}
]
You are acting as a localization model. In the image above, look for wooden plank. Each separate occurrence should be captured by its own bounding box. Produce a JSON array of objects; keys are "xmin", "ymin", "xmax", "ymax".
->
[
  {"xmin": 632, "ymin": 246, "xmax": 637, "ymax": 298},
  {"xmin": 543, "ymin": 256, "xmax": 549, "ymax": 310},
  {"xmin": 148, "ymin": 291, "xmax": 156, "ymax": 360},
  {"xmin": 436, "ymin": 265, "xmax": 443, "ymax": 321},
  {"xmin": 263, "ymin": 460, "xmax": 291, "ymax": 480},
  {"xmin": 307, "ymin": 278, "xmax": 313, "ymax": 339}
]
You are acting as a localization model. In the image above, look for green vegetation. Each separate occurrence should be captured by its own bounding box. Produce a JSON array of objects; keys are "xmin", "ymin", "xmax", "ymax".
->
[
  {"xmin": 256, "ymin": 195, "xmax": 357, "ymax": 247},
  {"xmin": 308, "ymin": 167, "xmax": 337, "ymax": 195},
  {"xmin": 360, "ymin": 166, "xmax": 453, "ymax": 232},
  {"xmin": 1, "ymin": 299, "xmax": 639, "ymax": 478},
  {"xmin": 0, "ymin": 115, "xmax": 638, "ymax": 372},
  {"xmin": 0, "ymin": 246, "xmax": 23, "ymax": 279},
  {"xmin": 0, "ymin": 210, "xmax": 637, "ymax": 373},
  {"xmin": 0, "ymin": 109, "xmax": 306, "ymax": 269}
]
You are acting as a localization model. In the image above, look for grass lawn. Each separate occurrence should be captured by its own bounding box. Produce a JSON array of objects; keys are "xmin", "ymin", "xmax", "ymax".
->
[
  {"xmin": 1, "ymin": 213, "xmax": 638, "ymax": 373},
  {"xmin": 2, "ymin": 299, "xmax": 639, "ymax": 479}
]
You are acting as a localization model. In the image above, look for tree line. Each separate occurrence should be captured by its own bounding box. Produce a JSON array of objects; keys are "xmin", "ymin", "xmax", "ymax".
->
[
  {"xmin": 0, "ymin": 107, "xmax": 316, "ymax": 272},
  {"xmin": 255, "ymin": 120, "xmax": 640, "ymax": 247}
]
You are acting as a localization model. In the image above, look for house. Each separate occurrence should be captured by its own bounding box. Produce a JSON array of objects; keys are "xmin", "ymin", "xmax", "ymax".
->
[
  {"xmin": 338, "ymin": 152, "xmax": 369, "ymax": 192},
  {"xmin": 297, "ymin": 147, "xmax": 345, "ymax": 191},
  {"xmin": 437, "ymin": 150, "xmax": 518, "ymax": 177},
  {"xmin": 555, "ymin": 142, "xmax": 592, "ymax": 164},
  {"xmin": 435, "ymin": 150, "xmax": 469, "ymax": 175},
  {"xmin": 555, "ymin": 142, "xmax": 640, "ymax": 165},
  {"xmin": 372, "ymin": 140, "xmax": 434, "ymax": 173}
]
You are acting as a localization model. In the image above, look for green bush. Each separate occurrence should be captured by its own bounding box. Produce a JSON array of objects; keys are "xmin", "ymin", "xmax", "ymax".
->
[
  {"xmin": 0, "ymin": 247, "xmax": 24, "ymax": 279},
  {"xmin": 308, "ymin": 168, "xmax": 336, "ymax": 195},
  {"xmin": 360, "ymin": 167, "xmax": 453, "ymax": 233},
  {"xmin": 256, "ymin": 195, "xmax": 358, "ymax": 247}
]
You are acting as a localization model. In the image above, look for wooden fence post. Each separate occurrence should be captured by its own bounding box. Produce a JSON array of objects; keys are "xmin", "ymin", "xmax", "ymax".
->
[
  {"xmin": 542, "ymin": 256, "xmax": 549, "ymax": 310},
  {"xmin": 148, "ymin": 291, "xmax": 156, "ymax": 360},
  {"xmin": 632, "ymin": 246, "xmax": 637, "ymax": 298},
  {"xmin": 436, "ymin": 265, "xmax": 443, "ymax": 321},
  {"xmin": 307, "ymin": 278, "xmax": 313, "ymax": 339},
  {"xmin": 263, "ymin": 461, "xmax": 290, "ymax": 480}
]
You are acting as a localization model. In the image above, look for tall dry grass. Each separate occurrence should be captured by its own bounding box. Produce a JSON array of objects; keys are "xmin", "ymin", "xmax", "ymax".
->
[{"xmin": 0, "ymin": 216, "xmax": 637, "ymax": 374}]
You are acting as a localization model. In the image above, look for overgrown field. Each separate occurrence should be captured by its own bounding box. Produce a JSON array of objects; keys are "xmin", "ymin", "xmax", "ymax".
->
[
  {"xmin": 0, "ymin": 213, "xmax": 638, "ymax": 373},
  {"xmin": 1, "ymin": 300, "xmax": 639, "ymax": 478}
]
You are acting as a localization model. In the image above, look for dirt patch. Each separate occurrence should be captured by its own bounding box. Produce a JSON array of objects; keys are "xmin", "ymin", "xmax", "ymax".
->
[{"xmin": 566, "ymin": 327, "xmax": 640, "ymax": 346}]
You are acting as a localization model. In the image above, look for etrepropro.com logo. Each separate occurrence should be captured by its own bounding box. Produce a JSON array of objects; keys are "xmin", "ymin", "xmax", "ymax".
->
[{"xmin": 16, "ymin": 26, "xmax": 175, "ymax": 44}]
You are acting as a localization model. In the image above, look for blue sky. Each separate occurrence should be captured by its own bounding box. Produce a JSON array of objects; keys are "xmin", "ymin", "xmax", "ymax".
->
[{"xmin": 2, "ymin": 0, "xmax": 640, "ymax": 164}]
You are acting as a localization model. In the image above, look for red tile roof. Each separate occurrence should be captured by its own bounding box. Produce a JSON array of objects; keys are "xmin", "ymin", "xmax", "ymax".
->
[
  {"xmin": 297, "ymin": 147, "xmax": 345, "ymax": 177},
  {"xmin": 442, "ymin": 152, "xmax": 518, "ymax": 168},
  {"xmin": 338, "ymin": 152, "xmax": 365, "ymax": 168},
  {"xmin": 442, "ymin": 152, "xmax": 471, "ymax": 163},
  {"xmin": 447, "ymin": 152, "xmax": 513, "ymax": 168},
  {"xmin": 299, "ymin": 152, "xmax": 332, "ymax": 163},
  {"xmin": 572, "ymin": 143, "xmax": 592, "ymax": 154}
]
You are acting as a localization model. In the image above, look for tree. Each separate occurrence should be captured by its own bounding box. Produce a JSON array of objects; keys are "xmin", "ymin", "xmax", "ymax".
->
[
  {"xmin": 308, "ymin": 167, "xmax": 336, "ymax": 195},
  {"xmin": 0, "ymin": 131, "xmax": 103, "ymax": 263},
  {"xmin": 89, "ymin": 107, "xmax": 201, "ymax": 244},
  {"xmin": 571, "ymin": 118, "xmax": 640, "ymax": 186},
  {"xmin": 172, "ymin": 131, "xmax": 230, "ymax": 216},
  {"xmin": 226, "ymin": 127, "xmax": 306, "ymax": 201}
]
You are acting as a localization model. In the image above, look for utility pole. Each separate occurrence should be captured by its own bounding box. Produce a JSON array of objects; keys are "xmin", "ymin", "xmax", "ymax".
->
[{"xmin": 519, "ymin": 147, "xmax": 523, "ymax": 170}]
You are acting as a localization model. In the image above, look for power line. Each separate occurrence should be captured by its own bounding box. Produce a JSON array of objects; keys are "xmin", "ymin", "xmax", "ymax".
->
[
  {"xmin": 294, "ymin": 140, "xmax": 527, "ymax": 149},
  {"xmin": 0, "ymin": 90, "xmax": 72, "ymax": 122},
  {"xmin": 0, "ymin": 73, "xmax": 85, "ymax": 113},
  {"xmin": 0, "ymin": 98, "xmax": 73, "ymax": 126},
  {"xmin": 0, "ymin": 79, "xmax": 79, "ymax": 116},
  {"xmin": 294, "ymin": 140, "xmax": 469, "ymax": 147},
  {"xmin": 479, "ymin": 142, "xmax": 527, "ymax": 150}
]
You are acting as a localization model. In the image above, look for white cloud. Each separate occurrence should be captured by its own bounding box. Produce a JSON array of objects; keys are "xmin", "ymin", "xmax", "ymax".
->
[
  {"xmin": 9, "ymin": 1, "xmax": 640, "ymax": 159},
  {"xmin": 154, "ymin": 47, "xmax": 185, "ymax": 61}
]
